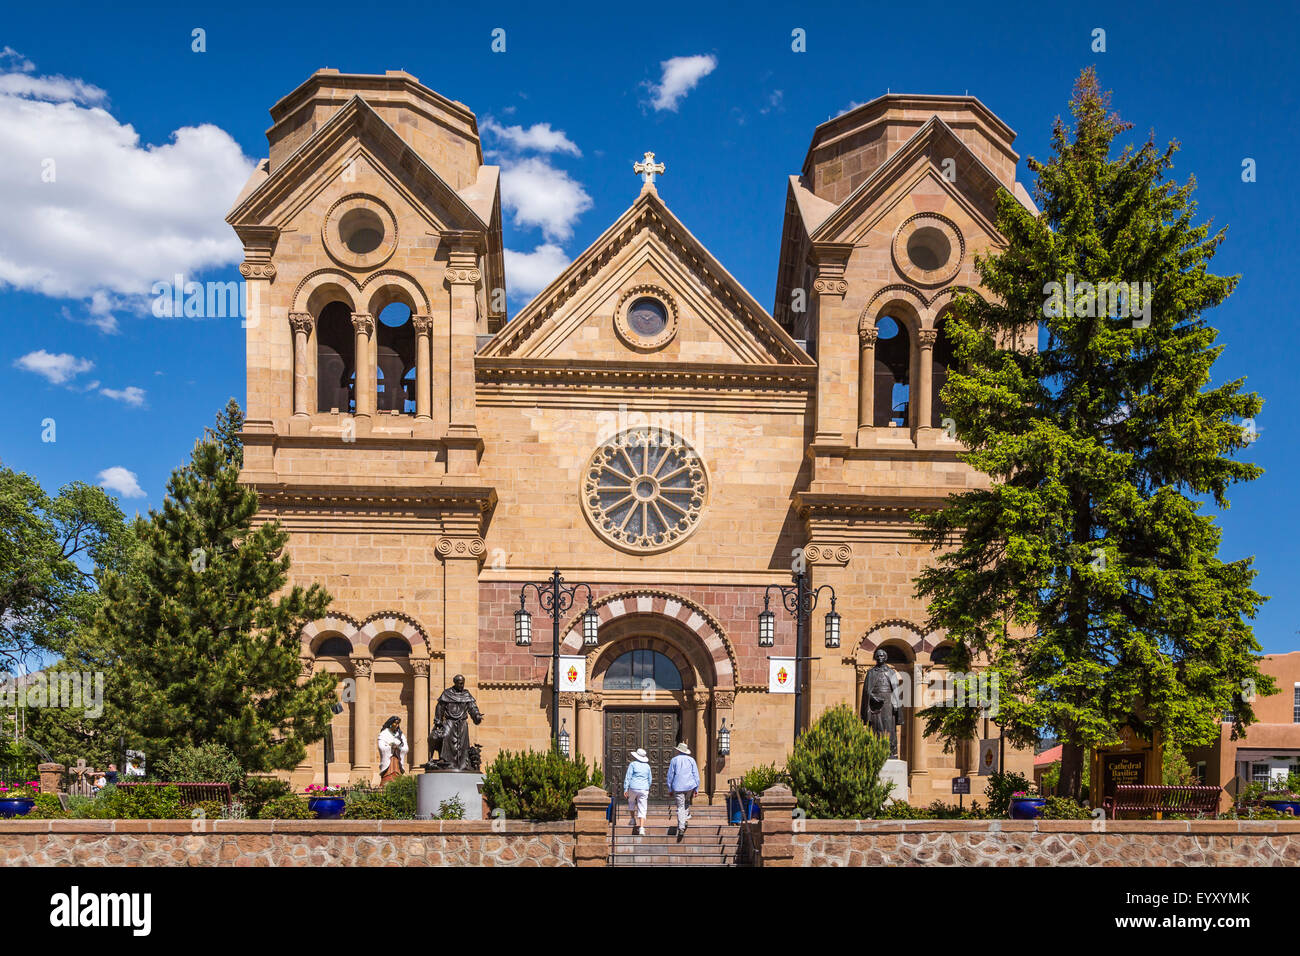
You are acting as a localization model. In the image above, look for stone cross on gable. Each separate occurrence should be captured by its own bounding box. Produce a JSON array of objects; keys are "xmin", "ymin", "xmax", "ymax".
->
[{"xmin": 634, "ymin": 151, "xmax": 665, "ymax": 186}]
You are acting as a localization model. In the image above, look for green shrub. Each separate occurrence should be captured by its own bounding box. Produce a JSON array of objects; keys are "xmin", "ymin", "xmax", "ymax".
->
[
  {"xmin": 786, "ymin": 704, "xmax": 893, "ymax": 819},
  {"xmin": 237, "ymin": 775, "xmax": 290, "ymax": 817},
  {"xmin": 1041, "ymin": 796, "xmax": 1093, "ymax": 819},
  {"xmin": 740, "ymin": 762, "xmax": 787, "ymax": 797},
  {"xmin": 72, "ymin": 784, "xmax": 186, "ymax": 819},
  {"xmin": 27, "ymin": 793, "xmax": 67, "ymax": 819},
  {"xmin": 344, "ymin": 796, "xmax": 395, "ymax": 819},
  {"xmin": 482, "ymin": 749, "xmax": 604, "ymax": 821},
  {"xmin": 191, "ymin": 799, "xmax": 225, "ymax": 821},
  {"xmin": 984, "ymin": 771, "xmax": 1032, "ymax": 818},
  {"xmin": 156, "ymin": 743, "xmax": 244, "ymax": 788},
  {"xmin": 382, "ymin": 775, "xmax": 418, "ymax": 817},
  {"xmin": 878, "ymin": 799, "xmax": 925, "ymax": 819},
  {"xmin": 257, "ymin": 793, "xmax": 312, "ymax": 820},
  {"xmin": 437, "ymin": 795, "xmax": 466, "ymax": 820}
]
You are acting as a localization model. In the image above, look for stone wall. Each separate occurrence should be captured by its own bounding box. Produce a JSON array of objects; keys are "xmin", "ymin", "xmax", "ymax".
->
[{"xmin": 0, "ymin": 820, "xmax": 576, "ymax": 867}]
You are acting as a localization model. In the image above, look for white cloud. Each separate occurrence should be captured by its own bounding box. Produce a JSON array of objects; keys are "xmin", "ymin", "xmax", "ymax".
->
[
  {"xmin": 646, "ymin": 55, "xmax": 717, "ymax": 112},
  {"xmin": 0, "ymin": 51, "xmax": 255, "ymax": 322},
  {"xmin": 482, "ymin": 119, "xmax": 580, "ymax": 156},
  {"xmin": 96, "ymin": 466, "xmax": 145, "ymax": 498},
  {"xmin": 499, "ymin": 157, "xmax": 592, "ymax": 242},
  {"xmin": 99, "ymin": 385, "xmax": 146, "ymax": 407},
  {"xmin": 13, "ymin": 349, "xmax": 93, "ymax": 384},
  {"xmin": 834, "ymin": 101, "xmax": 866, "ymax": 119},
  {"xmin": 504, "ymin": 244, "xmax": 571, "ymax": 301}
]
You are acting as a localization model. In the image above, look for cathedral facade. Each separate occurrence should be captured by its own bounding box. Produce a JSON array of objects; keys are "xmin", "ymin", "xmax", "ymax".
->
[{"xmin": 226, "ymin": 69, "xmax": 1036, "ymax": 804}]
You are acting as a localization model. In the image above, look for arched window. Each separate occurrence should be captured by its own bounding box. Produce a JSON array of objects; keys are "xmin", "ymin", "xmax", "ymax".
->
[
  {"xmin": 603, "ymin": 649, "xmax": 684, "ymax": 691},
  {"xmin": 316, "ymin": 302, "xmax": 356, "ymax": 414},
  {"xmin": 376, "ymin": 303, "xmax": 415, "ymax": 414},
  {"xmin": 317, "ymin": 636, "xmax": 352, "ymax": 656},
  {"xmin": 874, "ymin": 316, "xmax": 910, "ymax": 428},
  {"xmin": 930, "ymin": 644, "xmax": 955, "ymax": 668},
  {"xmin": 375, "ymin": 637, "xmax": 411, "ymax": 657},
  {"xmin": 931, "ymin": 315, "xmax": 957, "ymax": 428},
  {"xmin": 877, "ymin": 644, "xmax": 910, "ymax": 665}
]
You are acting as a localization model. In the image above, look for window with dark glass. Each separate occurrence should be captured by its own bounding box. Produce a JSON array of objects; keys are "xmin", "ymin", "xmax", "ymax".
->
[
  {"xmin": 317, "ymin": 636, "xmax": 352, "ymax": 656},
  {"xmin": 375, "ymin": 637, "xmax": 411, "ymax": 657},
  {"xmin": 603, "ymin": 649, "xmax": 683, "ymax": 691}
]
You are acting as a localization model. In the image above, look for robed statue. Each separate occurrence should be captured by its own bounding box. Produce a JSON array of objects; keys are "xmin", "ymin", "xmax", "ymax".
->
[
  {"xmin": 377, "ymin": 715, "xmax": 408, "ymax": 785},
  {"xmin": 861, "ymin": 648, "xmax": 904, "ymax": 758},
  {"xmin": 427, "ymin": 675, "xmax": 484, "ymax": 772}
]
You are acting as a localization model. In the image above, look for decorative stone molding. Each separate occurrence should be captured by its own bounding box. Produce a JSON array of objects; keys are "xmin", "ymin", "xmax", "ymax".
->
[
  {"xmin": 239, "ymin": 261, "xmax": 277, "ymax": 279},
  {"xmin": 917, "ymin": 329, "xmax": 938, "ymax": 348},
  {"xmin": 323, "ymin": 194, "xmax": 398, "ymax": 270},
  {"xmin": 558, "ymin": 692, "xmax": 577, "ymax": 707},
  {"xmin": 352, "ymin": 658, "xmax": 373, "ymax": 678},
  {"xmin": 350, "ymin": 312, "xmax": 374, "ymax": 336},
  {"xmin": 443, "ymin": 267, "xmax": 482, "ymax": 286},
  {"xmin": 812, "ymin": 277, "xmax": 849, "ymax": 296},
  {"xmin": 858, "ymin": 326, "xmax": 878, "ymax": 346},
  {"xmin": 358, "ymin": 611, "xmax": 431, "ymax": 654},
  {"xmin": 803, "ymin": 542, "xmax": 852, "ymax": 566},
  {"xmin": 301, "ymin": 613, "xmax": 364, "ymax": 653},
  {"xmin": 411, "ymin": 314, "xmax": 434, "ymax": 335},
  {"xmin": 576, "ymin": 692, "xmax": 603, "ymax": 712},
  {"xmin": 713, "ymin": 690, "xmax": 735, "ymax": 709},
  {"xmin": 692, "ymin": 688, "xmax": 711, "ymax": 708},
  {"xmin": 892, "ymin": 212, "xmax": 964, "ymax": 287},
  {"xmin": 289, "ymin": 312, "xmax": 314, "ymax": 334},
  {"xmin": 436, "ymin": 536, "xmax": 486, "ymax": 559},
  {"xmin": 300, "ymin": 657, "xmax": 315, "ymax": 678},
  {"xmin": 613, "ymin": 284, "xmax": 679, "ymax": 351},
  {"xmin": 411, "ymin": 659, "xmax": 431, "ymax": 678}
]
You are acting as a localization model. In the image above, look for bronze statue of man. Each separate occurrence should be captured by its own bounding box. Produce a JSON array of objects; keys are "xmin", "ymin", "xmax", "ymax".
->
[
  {"xmin": 427, "ymin": 674, "xmax": 484, "ymax": 772},
  {"xmin": 861, "ymin": 648, "xmax": 904, "ymax": 758}
]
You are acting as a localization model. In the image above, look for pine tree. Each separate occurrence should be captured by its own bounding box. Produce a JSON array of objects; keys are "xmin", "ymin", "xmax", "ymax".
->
[
  {"xmin": 914, "ymin": 69, "xmax": 1270, "ymax": 800},
  {"xmin": 785, "ymin": 704, "xmax": 893, "ymax": 818},
  {"xmin": 91, "ymin": 403, "xmax": 337, "ymax": 772}
]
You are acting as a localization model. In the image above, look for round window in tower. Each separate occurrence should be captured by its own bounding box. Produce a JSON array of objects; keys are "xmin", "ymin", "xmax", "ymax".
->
[{"xmin": 614, "ymin": 285, "xmax": 678, "ymax": 351}]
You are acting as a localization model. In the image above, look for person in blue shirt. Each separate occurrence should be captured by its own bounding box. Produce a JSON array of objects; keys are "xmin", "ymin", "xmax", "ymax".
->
[
  {"xmin": 665, "ymin": 742, "xmax": 701, "ymax": 836},
  {"xmin": 623, "ymin": 748, "xmax": 652, "ymax": 835}
]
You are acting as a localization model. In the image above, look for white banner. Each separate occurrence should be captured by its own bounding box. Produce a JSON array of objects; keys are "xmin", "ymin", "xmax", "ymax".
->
[
  {"xmin": 978, "ymin": 738, "xmax": 1000, "ymax": 775},
  {"xmin": 768, "ymin": 657, "xmax": 796, "ymax": 694},
  {"xmin": 558, "ymin": 656, "xmax": 586, "ymax": 693}
]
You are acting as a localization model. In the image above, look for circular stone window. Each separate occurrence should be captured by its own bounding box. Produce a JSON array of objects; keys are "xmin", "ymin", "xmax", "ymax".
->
[
  {"xmin": 614, "ymin": 286, "xmax": 678, "ymax": 351},
  {"xmin": 892, "ymin": 214, "xmax": 963, "ymax": 286},
  {"xmin": 323, "ymin": 195, "xmax": 398, "ymax": 270},
  {"xmin": 582, "ymin": 428, "xmax": 707, "ymax": 553}
]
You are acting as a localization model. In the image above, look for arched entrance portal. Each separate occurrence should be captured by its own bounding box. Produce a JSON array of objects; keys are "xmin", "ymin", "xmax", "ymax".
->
[{"xmin": 559, "ymin": 592, "xmax": 738, "ymax": 803}]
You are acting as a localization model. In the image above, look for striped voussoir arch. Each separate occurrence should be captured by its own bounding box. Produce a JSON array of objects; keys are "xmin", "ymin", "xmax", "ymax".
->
[
  {"xmin": 358, "ymin": 612, "xmax": 430, "ymax": 654},
  {"xmin": 559, "ymin": 591, "xmax": 736, "ymax": 690},
  {"xmin": 300, "ymin": 614, "xmax": 362, "ymax": 653},
  {"xmin": 859, "ymin": 620, "xmax": 929, "ymax": 656}
]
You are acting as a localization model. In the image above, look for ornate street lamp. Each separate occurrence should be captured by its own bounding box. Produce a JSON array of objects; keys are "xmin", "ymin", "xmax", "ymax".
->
[
  {"xmin": 558, "ymin": 718, "xmax": 570, "ymax": 758},
  {"xmin": 517, "ymin": 569, "xmax": 596, "ymax": 752},
  {"xmin": 759, "ymin": 570, "xmax": 838, "ymax": 744},
  {"xmin": 717, "ymin": 717, "xmax": 731, "ymax": 757}
]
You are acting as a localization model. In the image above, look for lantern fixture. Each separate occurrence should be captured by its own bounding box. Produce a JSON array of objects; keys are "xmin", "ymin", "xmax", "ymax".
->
[
  {"xmin": 582, "ymin": 606, "xmax": 600, "ymax": 647},
  {"xmin": 514, "ymin": 604, "xmax": 532, "ymax": 647},
  {"xmin": 824, "ymin": 607, "xmax": 841, "ymax": 649},
  {"xmin": 758, "ymin": 608, "xmax": 775, "ymax": 647},
  {"xmin": 557, "ymin": 718, "xmax": 570, "ymax": 758},
  {"xmin": 717, "ymin": 717, "xmax": 731, "ymax": 757}
]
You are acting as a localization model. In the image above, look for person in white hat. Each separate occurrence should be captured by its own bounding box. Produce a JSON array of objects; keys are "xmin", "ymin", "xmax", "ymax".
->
[
  {"xmin": 665, "ymin": 742, "xmax": 700, "ymax": 836},
  {"xmin": 623, "ymin": 748, "xmax": 652, "ymax": 835}
]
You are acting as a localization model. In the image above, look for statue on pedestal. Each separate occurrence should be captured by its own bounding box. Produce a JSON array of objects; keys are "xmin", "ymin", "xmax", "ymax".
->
[
  {"xmin": 426, "ymin": 675, "xmax": 484, "ymax": 772},
  {"xmin": 862, "ymin": 648, "xmax": 904, "ymax": 758},
  {"xmin": 377, "ymin": 715, "xmax": 408, "ymax": 784}
]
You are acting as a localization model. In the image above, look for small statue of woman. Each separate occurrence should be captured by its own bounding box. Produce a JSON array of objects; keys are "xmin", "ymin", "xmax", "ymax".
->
[{"xmin": 377, "ymin": 715, "xmax": 408, "ymax": 785}]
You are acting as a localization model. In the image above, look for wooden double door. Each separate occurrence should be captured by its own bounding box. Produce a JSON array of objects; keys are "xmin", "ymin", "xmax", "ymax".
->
[{"xmin": 604, "ymin": 708, "xmax": 680, "ymax": 801}]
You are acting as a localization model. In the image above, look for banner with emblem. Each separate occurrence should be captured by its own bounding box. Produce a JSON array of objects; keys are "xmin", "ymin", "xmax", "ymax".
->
[
  {"xmin": 978, "ymin": 738, "xmax": 1000, "ymax": 775},
  {"xmin": 768, "ymin": 657, "xmax": 796, "ymax": 694},
  {"xmin": 558, "ymin": 656, "xmax": 586, "ymax": 693}
]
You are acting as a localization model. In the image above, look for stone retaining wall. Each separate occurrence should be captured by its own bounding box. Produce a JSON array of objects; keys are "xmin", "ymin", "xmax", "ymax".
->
[
  {"xmin": 0, "ymin": 819, "xmax": 576, "ymax": 866},
  {"xmin": 753, "ymin": 785, "xmax": 1300, "ymax": 866}
]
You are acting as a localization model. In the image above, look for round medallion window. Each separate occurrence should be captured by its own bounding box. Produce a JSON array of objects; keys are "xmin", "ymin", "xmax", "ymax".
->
[
  {"xmin": 614, "ymin": 286, "xmax": 678, "ymax": 351},
  {"xmin": 582, "ymin": 428, "xmax": 707, "ymax": 553},
  {"xmin": 892, "ymin": 214, "xmax": 963, "ymax": 286},
  {"xmin": 323, "ymin": 195, "xmax": 398, "ymax": 270}
]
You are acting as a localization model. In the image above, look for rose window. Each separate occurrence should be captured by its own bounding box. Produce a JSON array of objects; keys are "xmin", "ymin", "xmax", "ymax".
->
[{"xmin": 582, "ymin": 429, "xmax": 707, "ymax": 552}]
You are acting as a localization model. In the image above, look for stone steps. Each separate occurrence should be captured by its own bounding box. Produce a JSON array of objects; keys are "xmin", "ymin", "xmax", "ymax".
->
[{"xmin": 608, "ymin": 819, "xmax": 747, "ymax": 866}]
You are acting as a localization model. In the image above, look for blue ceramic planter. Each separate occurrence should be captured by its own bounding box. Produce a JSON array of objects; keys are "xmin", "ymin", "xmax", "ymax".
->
[
  {"xmin": 1009, "ymin": 797, "xmax": 1046, "ymax": 820},
  {"xmin": 0, "ymin": 797, "xmax": 35, "ymax": 819},
  {"xmin": 726, "ymin": 793, "xmax": 762, "ymax": 824},
  {"xmin": 1263, "ymin": 799, "xmax": 1300, "ymax": 817},
  {"xmin": 308, "ymin": 796, "xmax": 346, "ymax": 819}
]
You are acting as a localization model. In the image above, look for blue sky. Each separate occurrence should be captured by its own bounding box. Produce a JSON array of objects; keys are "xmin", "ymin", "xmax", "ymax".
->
[{"xmin": 2, "ymin": 1, "xmax": 1297, "ymax": 651}]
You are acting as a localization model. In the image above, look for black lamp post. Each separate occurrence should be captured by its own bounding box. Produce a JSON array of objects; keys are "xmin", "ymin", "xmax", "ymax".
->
[
  {"xmin": 760, "ymin": 570, "xmax": 838, "ymax": 745},
  {"xmin": 516, "ymin": 569, "xmax": 599, "ymax": 752}
]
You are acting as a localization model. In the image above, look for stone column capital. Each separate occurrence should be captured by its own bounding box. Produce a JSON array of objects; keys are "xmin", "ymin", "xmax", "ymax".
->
[
  {"xmin": 352, "ymin": 657, "xmax": 372, "ymax": 678},
  {"xmin": 289, "ymin": 312, "xmax": 314, "ymax": 335},
  {"xmin": 713, "ymin": 690, "xmax": 735, "ymax": 710},
  {"xmin": 918, "ymin": 329, "xmax": 938, "ymax": 349},
  {"xmin": 577, "ymin": 692, "xmax": 603, "ymax": 712},
  {"xmin": 858, "ymin": 325, "xmax": 878, "ymax": 346},
  {"xmin": 443, "ymin": 267, "xmax": 483, "ymax": 288},
  {"xmin": 412, "ymin": 314, "xmax": 434, "ymax": 335},
  {"xmin": 436, "ymin": 536, "xmax": 486, "ymax": 561},
  {"xmin": 412, "ymin": 658, "xmax": 431, "ymax": 678},
  {"xmin": 350, "ymin": 312, "xmax": 374, "ymax": 336}
]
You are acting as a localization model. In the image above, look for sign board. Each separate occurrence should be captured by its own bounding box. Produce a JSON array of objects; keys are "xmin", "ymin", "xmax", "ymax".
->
[
  {"xmin": 978, "ymin": 738, "xmax": 999, "ymax": 775},
  {"xmin": 952, "ymin": 776, "xmax": 971, "ymax": 795},
  {"xmin": 768, "ymin": 657, "xmax": 796, "ymax": 694},
  {"xmin": 1103, "ymin": 753, "xmax": 1146, "ymax": 793},
  {"xmin": 557, "ymin": 656, "xmax": 586, "ymax": 693}
]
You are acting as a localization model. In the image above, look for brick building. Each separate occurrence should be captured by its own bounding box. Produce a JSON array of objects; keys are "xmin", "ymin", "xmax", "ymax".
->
[{"xmin": 226, "ymin": 70, "xmax": 1037, "ymax": 804}]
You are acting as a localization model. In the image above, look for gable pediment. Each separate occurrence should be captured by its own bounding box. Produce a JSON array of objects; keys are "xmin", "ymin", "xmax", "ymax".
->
[{"xmin": 481, "ymin": 188, "xmax": 811, "ymax": 368}]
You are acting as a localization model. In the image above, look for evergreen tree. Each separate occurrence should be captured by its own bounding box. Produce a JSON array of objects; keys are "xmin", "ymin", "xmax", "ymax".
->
[
  {"xmin": 914, "ymin": 69, "xmax": 1270, "ymax": 800},
  {"xmin": 785, "ymin": 704, "xmax": 893, "ymax": 818},
  {"xmin": 90, "ymin": 403, "xmax": 337, "ymax": 772}
]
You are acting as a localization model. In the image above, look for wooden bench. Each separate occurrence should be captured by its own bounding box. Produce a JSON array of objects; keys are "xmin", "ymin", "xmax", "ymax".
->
[
  {"xmin": 114, "ymin": 782, "xmax": 232, "ymax": 807},
  {"xmin": 1102, "ymin": 784, "xmax": 1222, "ymax": 819}
]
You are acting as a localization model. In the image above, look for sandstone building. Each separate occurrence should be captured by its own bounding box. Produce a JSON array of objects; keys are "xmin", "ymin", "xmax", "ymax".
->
[{"xmin": 226, "ymin": 69, "xmax": 1037, "ymax": 803}]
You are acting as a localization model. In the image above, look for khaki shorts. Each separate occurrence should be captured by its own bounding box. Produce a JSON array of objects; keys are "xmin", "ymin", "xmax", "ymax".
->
[{"xmin": 626, "ymin": 789, "xmax": 648, "ymax": 820}]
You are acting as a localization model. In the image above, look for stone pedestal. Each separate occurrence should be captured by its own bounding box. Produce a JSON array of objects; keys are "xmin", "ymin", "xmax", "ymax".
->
[
  {"xmin": 881, "ymin": 758, "xmax": 909, "ymax": 804},
  {"xmin": 417, "ymin": 770, "xmax": 484, "ymax": 820}
]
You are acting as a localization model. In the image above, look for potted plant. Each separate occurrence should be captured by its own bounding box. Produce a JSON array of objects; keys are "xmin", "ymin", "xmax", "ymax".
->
[
  {"xmin": 1260, "ymin": 789, "xmax": 1300, "ymax": 817},
  {"xmin": 0, "ymin": 780, "xmax": 39, "ymax": 818},
  {"xmin": 304, "ymin": 784, "xmax": 346, "ymax": 819},
  {"xmin": 1008, "ymin": 789, "xmax": 1047, "ymax": 820}
]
